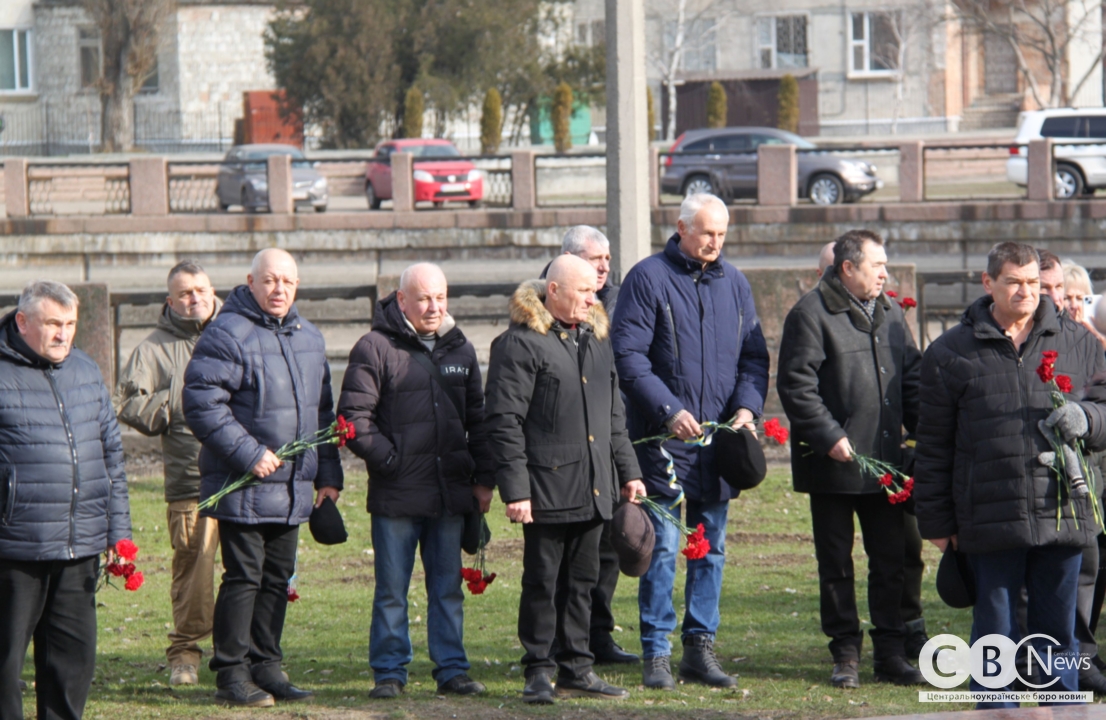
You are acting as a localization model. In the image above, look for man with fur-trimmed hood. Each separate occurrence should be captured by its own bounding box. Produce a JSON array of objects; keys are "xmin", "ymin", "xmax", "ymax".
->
[{"xmin": 485, "ymin": 255, "xmax": 645, "ymax": 705}]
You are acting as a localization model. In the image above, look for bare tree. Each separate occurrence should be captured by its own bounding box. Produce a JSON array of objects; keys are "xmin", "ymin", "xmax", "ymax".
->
[
  {"xmin": 647, "ymin": 0, "xmax": 736, "ymax": 141},
  {"xmin": 954, "ymin": 0, "xmax": 1104, "ymax": 108},
  {"xmin": 871, "ymin": 2, "xmax": 946, "ymax": 133},
  {"xmin": 81, "ymin": 0, "xmax": 175, "ymax": 152}
]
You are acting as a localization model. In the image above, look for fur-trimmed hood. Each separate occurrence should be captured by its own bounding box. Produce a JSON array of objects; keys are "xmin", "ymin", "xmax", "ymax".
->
[{"xmin": 508, "ymin": 279, "xmax": 609, "ymax": 340}]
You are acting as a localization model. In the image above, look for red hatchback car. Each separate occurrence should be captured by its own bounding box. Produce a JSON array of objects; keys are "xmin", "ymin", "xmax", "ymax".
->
[{"xmin": 365, "ymin": 138, "xmax": 483, "ymax": 209}]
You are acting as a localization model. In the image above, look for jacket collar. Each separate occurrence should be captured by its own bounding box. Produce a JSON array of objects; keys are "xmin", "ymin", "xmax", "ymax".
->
[
  {"xmin": 508, "ymin": 279, "xmax": 609, "ymax": 340},
  {"xmin": 221, "ymin": 285, "xmax": 300, "ymax": 331},
  {"xmin": 962, "ymin": 294, "xmax": 1060, "ymax": 341},
  {"xmin": 663, "ymin": 234, "xmax": 725, "ymax": 279},
  {"xmin": 158, "ymin": 296, "xmax": 222, "ymax": 340},
  {"xmin": 818, "ymin": 266, "xmax": 890, "ymax": 333}
]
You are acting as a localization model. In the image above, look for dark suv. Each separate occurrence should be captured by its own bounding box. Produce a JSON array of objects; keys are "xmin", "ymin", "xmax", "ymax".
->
[{"xmin": 660, "ymin": 127, "xmax": 882, "ymax": 205}]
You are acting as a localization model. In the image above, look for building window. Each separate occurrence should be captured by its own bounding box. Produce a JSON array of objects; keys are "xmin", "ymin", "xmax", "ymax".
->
[
  {"xmin": 664, "ymin": 18, "xmax": 716, "ymax": 72},
  {"xmin": 757, "ymin": 15, "xmax": 808, "ymax": 69},
  {"xmin": 79, "ymin": 27, "xmax": 100, "ymax": 89},
  {"xmin": 139, "ymin": 60, "xmax": 159, "ymax": 94},
  {"xmin": 850, "ymin": 11, "xmax": 899, "ymax": 75},
  {"xmin": 0, "ymin": 29, "xmax": 31, "ymax": 92},
  {"xmin": 590, "ymin": 20, "xmax": 605, "ymax": 46}
]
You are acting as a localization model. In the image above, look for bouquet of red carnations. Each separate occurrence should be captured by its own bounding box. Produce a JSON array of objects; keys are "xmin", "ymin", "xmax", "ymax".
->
[
  {"xmin": 461, "ymin": 521, "xmax": 496, "ymax": 595},
  {"xmin": 97, "ymin": 538, "xmax": 144, "ymax": 592},
  {"xmin": 199, "ymin": 416, "xmax": 356, "ymax": 511}
]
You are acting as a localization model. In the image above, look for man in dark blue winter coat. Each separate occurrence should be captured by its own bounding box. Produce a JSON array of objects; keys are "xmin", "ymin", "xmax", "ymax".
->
[
  {"xmin": 0, "ymin": 280, "xmax": 132, "ymax": 720},
  {"xmin": 611, "ymin": 193, "xmax": 770, "ymax": 690},
  {"xmin": 184, "ymin": 248, "xmax": 343, "ymax": 708}
]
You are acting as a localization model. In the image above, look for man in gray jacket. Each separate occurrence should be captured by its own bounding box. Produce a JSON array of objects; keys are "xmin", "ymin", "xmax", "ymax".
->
[
  {"xmin": 115, "ymin": 261, "xmax": 220, "ymax": 687},
  {"xmin": 0, "ymin": 280, "xmax": 132, "ymax": 720}
]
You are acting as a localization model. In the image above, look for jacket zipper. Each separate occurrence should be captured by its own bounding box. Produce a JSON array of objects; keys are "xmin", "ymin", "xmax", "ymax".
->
[
  {"xmin": 1009, "ymin": 337, "xmax": 1041, "ymax": 546},
  {"xmin": 665, "ymin": 302, "xmax": 679, "ymax": 361},
  {"xmin": 47, "ymin": 369, "xmax": 80, "ymax": 559}
]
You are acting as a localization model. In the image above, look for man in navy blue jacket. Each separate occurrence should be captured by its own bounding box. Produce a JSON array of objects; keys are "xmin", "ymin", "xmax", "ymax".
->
[
  {"xmin": 184, "ymin": 248, "xmax": 343, "ymax": 708},
  {"xmin": 611, "ymin": 193, "xmax": 769, "ymax": 690}
]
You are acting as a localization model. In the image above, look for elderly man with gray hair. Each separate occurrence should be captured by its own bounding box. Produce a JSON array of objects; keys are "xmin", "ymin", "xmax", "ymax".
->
[
  {"xmin": 0, "ymin": 280, "xmax": 132, "ymax": 720},
  {"xmin": 612, "ymin": 193, "xmax": 769, "ymax": 691},
  {"xmin": 542, "ymin": 225, "xmax": 619, "ymax": 314}
]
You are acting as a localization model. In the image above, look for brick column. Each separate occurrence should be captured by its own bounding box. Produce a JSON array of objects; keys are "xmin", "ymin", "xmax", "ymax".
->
[
  {"xmin": 390, "ymin": 152, "xmax": 414, "ymax": 212},
  {"xmin": 510, "ymin": 149, "xmax": 536, "ymax": 211},
  {"xmin": 267, "ymin": 154, "xmax": 293, "ymax": 214},
  {"xmin": 128, "ymin": 157, "xmax": 169, "ymax": 215},
  {"xmin": 899, "ymin": 141, "xmax": 925, "ymax": 203},
  {"xmin": 757, "ymin": 144, "xmax": 797, "ymax": 206},
  {"xmin": 5, "ymin": 158, "xmax": 28, "ymax": 217},
  {"xmin": 1027, "ymin": 138, "xmax": 1054, "ymax": 201}
]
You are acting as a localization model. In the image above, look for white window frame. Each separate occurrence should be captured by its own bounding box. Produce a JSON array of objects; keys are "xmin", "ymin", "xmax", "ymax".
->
[
  {"xmin": 78, "ymin": 26, "xmax": 101, "ymax": 93},
  {"xmin": 848, "ymin": 10, "xmax": 899, "ymax": 79},
  {"xmin": 0, "ymin": 28, "xmax": 34, "ymax": 95},
  {"xmin": 755, "ymin": 13, "xmax": 810, "ymax": 70}
]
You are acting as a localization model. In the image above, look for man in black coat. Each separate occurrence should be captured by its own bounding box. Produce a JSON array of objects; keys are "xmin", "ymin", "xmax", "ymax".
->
[
  {"xmin": 337, "ymin": 263, "xmax": 493, "ymax": 700},
  {"xmin": 0, "ymin": 280, "xmax": 132, "ymax": 720},
  {"xmin": 184, "ymin": 248, "xmax": 343, "ymax": 708},
  {"xmin": 485, "ymin": 255, "xmax": 645, "ymax": 704},
  {"xmin": 778, "ymin": 230, "xmax": 925, "ymax": 689},
  {"xmin": 916, "ymin": 242, "xmax": 1106, "ymax": 708},
  {"xmin": 540, "ymin": 225, "xmax": 633, "ymax": 665}
]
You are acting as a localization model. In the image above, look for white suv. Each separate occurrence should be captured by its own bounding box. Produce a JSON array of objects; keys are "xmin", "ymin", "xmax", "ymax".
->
[{"xmin": 1006, "ymin": 108, "xmax": 1106, "ymax": 199}]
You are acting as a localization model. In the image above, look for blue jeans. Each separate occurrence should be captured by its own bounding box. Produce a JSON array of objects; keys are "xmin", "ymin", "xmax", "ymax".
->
[
  {"xmin": 638, "ymin": 498, "xmax": 728, "ymax": 659},
  {"xmin": 370, "ymin": 514, "xmax": 469, "ymax": 686},
  {"xmin": 968, "ymin": 545, "xmax": 1082, "ymax": 709}
]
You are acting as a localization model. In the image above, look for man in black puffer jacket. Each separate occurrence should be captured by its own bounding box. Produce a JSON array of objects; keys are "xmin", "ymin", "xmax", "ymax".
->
[
  {"xmin": 337, "ymin": 263, "xmax": 493, "ymax": 700},
  {"xmin": 184, "ymin": 249, "xmax": 342, "ymax": 708},
  {"xmin": 0, "ymin": 280, "xmax": 132, "ymax": 720},
  {"xmin": 486, "ymin": 256, "xmax": 645, "ymax": 705},
  {"xmin": 916, "ymin": 242, "xmax": 1106, "ymax": 708}
]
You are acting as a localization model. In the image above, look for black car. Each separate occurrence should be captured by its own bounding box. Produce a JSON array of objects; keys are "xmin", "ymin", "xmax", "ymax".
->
[{"xmin": 660, "ymin": 127, "xmax": 882, "ymax": 205}]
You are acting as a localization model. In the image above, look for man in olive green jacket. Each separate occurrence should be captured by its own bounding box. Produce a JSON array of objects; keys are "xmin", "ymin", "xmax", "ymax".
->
[{"xmin": 114, "ymin": 261, "xmax": 220, "ymax": 687}]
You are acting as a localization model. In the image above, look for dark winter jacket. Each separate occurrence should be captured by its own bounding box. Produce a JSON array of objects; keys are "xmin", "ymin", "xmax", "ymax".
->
[
  {"xmin": 183, "ymin": 285, "xmax": 342, "ymax": 525},
  {"xmin": 485, "ymin": 280, "xmax": 642, "ymax": 524},
  {"xmin": 915, "ymin": 296, "xmax": 1106, "ymax": 554},
  {"xmin": 337, "ymin": 292, "xmax": 494, "ymax": 518},
  {"xmin": 777, "ymin": 267, "xmax": 922, "ymax": 494},
  {"xmin": 610, "ymin": 234, "xmax": 770, "ymax": 503},
  {"xmin": 0, "ymin": 312, "xmax": 131, "ymax": 561},
  {"xmin": 114, "ymin": 299, "xmax": 221, "ymax": 502}
]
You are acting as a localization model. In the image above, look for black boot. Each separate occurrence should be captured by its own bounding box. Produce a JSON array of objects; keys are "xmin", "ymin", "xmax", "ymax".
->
[
  {"xmin": 214, "ymin": 681, "xmax": 276, "ymax": 708},
  {"xmin": 554, "ymin": 671, "xmax": 629, "ymax": 700},
  {"xmin": 873, "ymin": 656, "xmax": 926, "ymax": 686},
  {"xmin": 592, "ymin": 639, "xmax": 639, "ymax": 665},
  {"xmin": 904, "ymin": 618, "xmax": 929, "ymax": 661},
  {"xmin": 643, "ymin": 655, "xmax": 676, "ymax": 690},
  {"xmin": 831, "ymin": 660, "xmax": 860, "ymax": 689},
  {"xmin": 522, "ymin": 672, "xmax": 555, "ymax": 705},
  {"xmin": 677, "ymin": 635, "xmax": 738, "ymax": 688},
  {"xmin": 1080, "ymin": 665, "xmax": 1106, "ymax": 695}
]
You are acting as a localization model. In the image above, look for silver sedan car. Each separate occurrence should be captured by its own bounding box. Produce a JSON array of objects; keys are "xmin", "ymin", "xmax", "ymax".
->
[{"xmin": 216, "ymin": 144, "xmax": 329, "ymax": 213}]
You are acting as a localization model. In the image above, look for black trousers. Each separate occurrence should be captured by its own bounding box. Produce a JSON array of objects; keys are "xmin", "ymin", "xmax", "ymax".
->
[
  {"xmin": 0, "ymin": 556, "xmax": 98, "ymax": 720},
  {"xmin": 809, "ymin": 492, "xmax": 907, "ymax": 662},
  {"xmin": 519, "ymin": 516, "xmax": 603, "ymax": 679},
  {"xmin": 1076, "ymin": 536, "xmax": 1104, "ymax": 662},
  {"xmin": 588, "ymin": 520, "xmax": 621, "ymax": 647},
  {"xmin": 902, "ymin": 511, "xmax": 925, "ymax": 623},
  {"xmin": 210, "ymin": 521, "xmax": 298, "ymax": 687}
]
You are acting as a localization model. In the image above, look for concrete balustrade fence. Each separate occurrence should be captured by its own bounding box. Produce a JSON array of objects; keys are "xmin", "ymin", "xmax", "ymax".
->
[{"xmin": 0, "ymin": 138, "xmax": 1073, "ymax": 220}]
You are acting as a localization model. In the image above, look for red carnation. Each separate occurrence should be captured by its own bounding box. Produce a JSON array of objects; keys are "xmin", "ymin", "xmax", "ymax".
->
[
  {"xmin": 681, "ymin": 523, "xmax": 711, "ymax": 560},
  {"xmin": 106, "ymin": 562, "xmax": 127, "ymax": 577},
  {"xmin": 461, "ymin": 568, "xmax": 482, "ymax": 583},
  {"xmin": 124, "ymin": 571, "xmax": 144, "ymax": 591},
  {"xmin": 763, "ymin": 418, "xmax": 790, "ymax": 444},
  {"xmin": 1037, "ymin": 362, "xmax": 1055, "ymax": 384},
  {"xmin": 878, "ymin": 473, "xmax": 893, "ymax": 487},
  {"xmin": 904, "ymin": 477, "xmax": 915, "ymax": 492},
  {"xmin": 885, "ymin": 290, "xmax": 898, "ymax": 299},
  {"xmin": 899, "ymin": 297, "xmax": 917, "ymax": 310},
  {"xmin": 286, "ymin": 586, "xmax": 299, "ymax": 603},
  {"xmin": 1056, "ymin": 375, "xmax": 1073, "ymax": 394},
  {"xmin": 333, "ymin": 415, "xmax": 356, "ymax": 448},
  {"xmin": 115, "ymin": 539, "xmax": 138, "ymax": 562},
  {"xmin": 467, "ymin": 580, "xmax": 488, "ymax": 594},
  {"xmin": 1042, "ymin": 351, "xmax": 1059, "ymax": 363}
]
